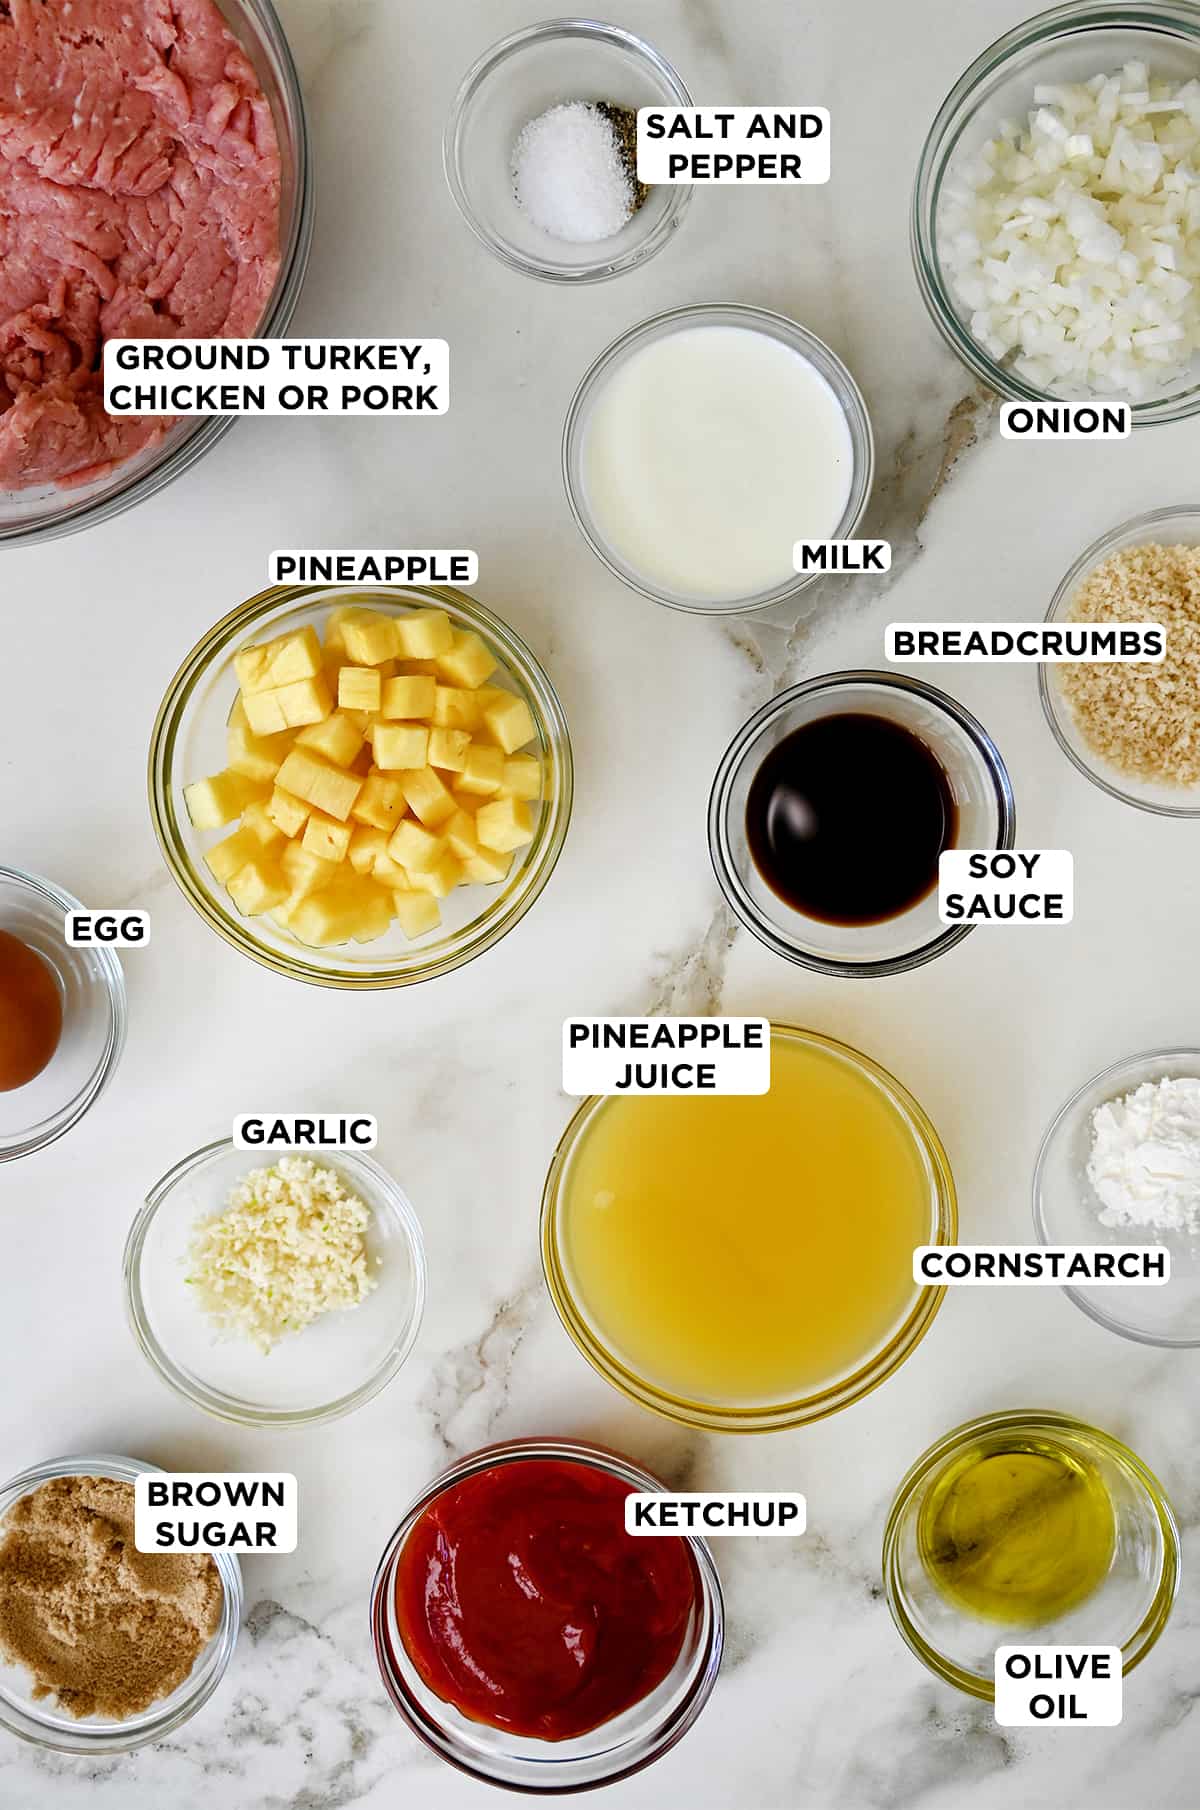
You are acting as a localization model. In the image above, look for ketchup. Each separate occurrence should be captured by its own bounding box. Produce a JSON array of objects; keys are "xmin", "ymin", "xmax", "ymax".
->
[{"xmin": 394, "ymin": 1458, "xmax": 698, "ymax": 1741}]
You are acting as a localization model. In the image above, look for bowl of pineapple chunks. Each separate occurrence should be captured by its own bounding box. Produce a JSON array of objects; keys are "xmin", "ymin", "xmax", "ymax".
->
[{"xmin": 150, "ymin": 586, "xmax": 573, "ymax": 987}]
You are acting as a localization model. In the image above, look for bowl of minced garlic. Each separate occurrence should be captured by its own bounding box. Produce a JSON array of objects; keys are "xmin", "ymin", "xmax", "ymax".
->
[
  {"xmin": 1042, "ymin": 509, "xmax": 1200, "ymax": 815},
  {"xmin": 0, "ymin": 1459, "xmax": 240, "ymax": 1751}
]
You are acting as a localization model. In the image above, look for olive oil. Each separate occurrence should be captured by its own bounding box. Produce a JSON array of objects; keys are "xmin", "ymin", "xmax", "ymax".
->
[
  {"xmin": 918, "ymin": 1441, "xmax": 1116, "ymax": 1625},
  {"xmin": 557, "ymin": 1030, "xmax": 938, "ymax": 1410}
]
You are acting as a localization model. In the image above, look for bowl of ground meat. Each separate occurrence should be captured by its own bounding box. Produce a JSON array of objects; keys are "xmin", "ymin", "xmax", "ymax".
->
[{"xmin": 0, "ymin": 0, "xmax": 312, "ymax": 544}]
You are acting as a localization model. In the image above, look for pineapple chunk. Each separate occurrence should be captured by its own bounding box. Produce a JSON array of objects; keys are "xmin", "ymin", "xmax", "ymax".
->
[
  {"xmin": 431, "ymin": 685, "xmax": 481, "ymax": 731},
  {"xmin": 428, "ymin": 727, "xmax": 471, "ymax": 772},
  {"xmin": 281, "ymin": 841, "xmax": 339, "ymax": 900},
  {"xmin": 240, "ymin": 688, "xmax": 288, "ymax": 736},
  {"xmin": 395, "ymin": 609, "xmax": 453, "ymax": 659},
  {"xmin": 227, "ymin": 858, "xmax": 288, "ymax": 916},
  {"xmin": 349, "ymin": 880, "xmax": 396, "ymax": 943},
  {"xmin": 392, "ymin": 889, "xmax": 441, "ymax": 938},
  {"xmin": 408, "ymin": 849, "xmax": 463, "ymax": 898},
  {"xmin": 241, "ymin": 799, "xmax": 285, "ymax": 848},
  {"xmin": 397, "ymin": 765, "xmax": 455, "ymax": 827},
  {"xmin": 290, "ymin": 875, "xmax": 391, "ymax": 946},
  {"xmin": 338, "ymin": 667, "xmax": 381, "ymax": 712},
  {"xmin": 302, "ymin": 811, "xmax": 353, "ymax": 863},
  {"xmin": 457, "ymin": 744, "xmax": 505, "ymax": 796},
  {"xmin": 501, "ymin": 754, "xmax": 541, "ymax": 800},
  {"xmin": 204, "ymin": 825, "xmax": 263, "ymax": 884},
  {"xmin": 296, "ymin": 710, "xmax": 365, "ymax": 769},
  {"xmin": 444, "ymin": 808, "xmax": 479, "ymax": 859},
  {"xmin": 234, "ymin": 625, "xmax": 322, "ymax": 695},
  {"xmin": 227, "ymin": 721, "xmax": 291, "ymax": 783},
  {"xmin": 462, "ymin": 845, "xmax": 514, "ymax": 884},
  {"xmin": 266, "ymin": 786, "xmax": 310, "ymax": 839},
  {"xmin": 400, "ymin": 658, "xmax": 441, "ymax": 677},
  {"xmin": 388, "ymin": 819, "xmax": 446, "ymax": 873},
  {"xmin": 348, "ymin": 824, "xmax": 388, "ymax": 875},
  {"xmin": 436, "ymin": 627, "xmax": 497, "ymax": 689},
  {"xmin": 184, "ymin": 769, "xmax": 267, "ymax": 829},
  {"xmin": 481, "ymin": 691, "xmax": 535, "ymax": 754},
  {"xmin": 381, "ymin": 674, "xmax": 436, "ymax": 719},
  {"xmin": 350, "ymin": 772, "xmax": 406, "ymax": 832},
  {"xmin": 276, "ymin": 749, "xmax": 362, "ymax": 821},
  {"xmin": 372, "ymin": 851, "xmax": 409, "ymax": 886},
  {"xmin": 243, "ymin": 673, "xmax": 333, "ymax": 735},
  {"xmin": 341, "ymin": 609, "xmax": 400, "ymax": 666},
  {"xmin": 476, "ymin": 795, "xmax": 534, "ymax": 852},
  {"xmin": 374, "ymin": 723, "xmax": 430, "ymax": 771}
]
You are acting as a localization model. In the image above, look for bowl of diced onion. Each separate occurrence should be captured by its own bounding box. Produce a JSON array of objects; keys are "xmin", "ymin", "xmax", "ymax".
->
[{"xmin": 913, "ymin": 3, "xmax": 1200, "ymax": 421}]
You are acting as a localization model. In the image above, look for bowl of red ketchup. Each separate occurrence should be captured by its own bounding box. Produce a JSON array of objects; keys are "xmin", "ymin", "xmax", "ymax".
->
[{"xmin": 370, "ymin": 1438, "xmax": 724, "ymax": 1790}]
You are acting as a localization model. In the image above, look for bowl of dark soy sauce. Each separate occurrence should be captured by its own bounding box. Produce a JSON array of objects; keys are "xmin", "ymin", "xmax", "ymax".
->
[{"xmin": 708, "ymin": 673, "xmax": 1015, "ymax": 977}]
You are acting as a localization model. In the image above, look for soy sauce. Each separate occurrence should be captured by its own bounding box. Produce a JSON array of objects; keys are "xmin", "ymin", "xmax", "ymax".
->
[{"xmin": 745, "ymin": 712, "xmax": 956, "ymax": 926}]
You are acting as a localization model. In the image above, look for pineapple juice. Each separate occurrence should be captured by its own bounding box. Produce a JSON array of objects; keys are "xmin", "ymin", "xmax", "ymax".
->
[{"xmin": 558, "ymin": 1031, "xmax": 935, "ymax": 1409}]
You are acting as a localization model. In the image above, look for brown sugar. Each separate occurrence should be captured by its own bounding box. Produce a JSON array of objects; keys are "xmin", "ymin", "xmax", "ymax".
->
[
  {"xmin": 0, "ymin": 1475, "xmax": 222, "ymax": 1720},
  {"xmin": 1059, "ymin": 543, "xmax": 1200, "ymax": 786}
]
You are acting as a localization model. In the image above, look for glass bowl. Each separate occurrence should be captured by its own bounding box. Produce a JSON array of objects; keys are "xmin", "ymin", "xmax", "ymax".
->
[
  {"xmin": 1034, "ymin": 1047, "xmax": 1200, "ymax": 1345},
  {"xmin": 563, "ymin": 304, "xmax": 874, "ymax": 613},
  {"xmin": 149, "ymin": 584, "xmax": 573, "ymax": 989},
  {"xmin": 883, "ymin": 1410, "xmax": 1181, "ymax": 1699},
  {"xmin": 708, "ymin": 672, "xmax": 1016, "ymax": 977},
  {"xmin": 0, "ymin": 0, "xmax": 313, "ymax": 546},
  {"xmin": 1039, "ymin": 506, "xmax": 1200, "ymax": 815},
  {"xmin": 123, "ymin": 1139, "xmax": 427, "ymax": 1427},
  {"xmin": 444, "ymin": 19, "xmax": 692, "ymax": 284},
  {"xmin": 0, "ymin": 866, "xmax": 126, "ymax": 1163},
  {"xmin": 0, "ymin": 1452, "xmax": 242, "ymax": 1752},
  {"xmin": 913, "ymin": 3, "xmax": 1200, "ymax": 421},
  {"xmin": 370, "ymin": 1438, "xmax": 723, "ymax": 1791},
  {"xmin": 541, "ymin": 1024, "xmax": 957, "ymax": 1433}
]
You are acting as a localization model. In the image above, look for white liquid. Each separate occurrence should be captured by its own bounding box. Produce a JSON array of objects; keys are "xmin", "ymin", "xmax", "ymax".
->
[{"xmin": 580, "ymin": 324, "xmax": 855, "ymax": 604}]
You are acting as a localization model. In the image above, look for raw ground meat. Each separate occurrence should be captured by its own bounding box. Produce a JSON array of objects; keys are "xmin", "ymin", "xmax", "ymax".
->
[{"xmin": 0, "ymin": 0, "xmax": 282, "ymax": 489}]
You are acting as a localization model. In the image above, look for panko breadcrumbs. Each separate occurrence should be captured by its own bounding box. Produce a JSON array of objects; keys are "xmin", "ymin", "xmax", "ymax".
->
[{"xmin": 1059, "ymin": 543, "xmax": 1200, "ymax": 785}]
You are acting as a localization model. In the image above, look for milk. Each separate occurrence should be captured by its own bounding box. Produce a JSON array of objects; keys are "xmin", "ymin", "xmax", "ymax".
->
[{"xmin": 581, "ymin": 324, "xmax": 854, "ymax": 604}]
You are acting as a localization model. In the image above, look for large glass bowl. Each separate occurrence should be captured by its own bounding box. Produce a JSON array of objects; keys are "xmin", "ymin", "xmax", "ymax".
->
[
  {"xmin": 149, "ymin": 584, "xmax": 573, "ymax": 988},
  {"xmin": 0, "ymin": 1452, "xmax": 242, "ymax": 1752},
  {"xmin": 913, "ymin": 3, "xmax": 1200, "ymax": 421},
  {"xmin": 1040, "ymin": 506, "xmax": 1200, "ymax": 815},
  {"xmin": 884, "ymin": 1410, "xmax": 1181, "ymax": 1699},
  {"xmin": 124, "ymin": 1139, "xmax": 427, "ymax": 1427},
  {"xmin": 0, "ymin": 866, "xmax": 126, "ymax": 1162},
  {"xmin": 371, "ymin": 1439, "xmax": 723, "ymax": 1791},
  {"xmin": 708, "ymin": 672, "xmax": 1016, "ymax": 977},
  {"xmin": 0, "ymin": 0, "xmax": 313, "ymax": 545},
  {"xmin": 1034, "ymin": 1047, "xmax": 1200, "ymax": 1345},
  {"xmin": 445, "ymin": 19, "xmax": 693, "ymax": 284}
]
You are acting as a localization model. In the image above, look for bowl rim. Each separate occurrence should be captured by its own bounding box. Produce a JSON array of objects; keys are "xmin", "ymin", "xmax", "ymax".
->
[
  {"xmin": 443, "ymin": 17, "xmax": 694, "ymax": 285},
  {"xmin": 147, "ymin": 583, "xmax": 574, "ymax": 990},
  {"xmin": 562, "ymin": 302, "xmax": 875, "ymax": 613},
  {"xmin": 707, "ymin": 670, "xmax": 1017, "ymax": 976},
  {"xmin": 910, "ymin": 0, "xmax": 1200, "ymax": 424},
  {"xmin": 369, "ymin": 1436, "xmax": 724, "ymax": 1792},
  {"xmin": 540, "ymin": 1023, "xmax": 958, "ymax": 1432},
  {"xmin": 0, "ymin": 1450, "xmax": 242, "ymax": 1752},
  {"xmin": 123, "ymin": 1138, "xmax": 428, "ymax": 1427},
  {"xmin": 1038, "ymin": 504, "xmax": 1200, "ymax": 816},
  {"xmin": 882, "ymin": 1407, "xmax": 1182, "ymax": 1698},
  {"xmin": 1032, "ymin": 1043, "xmax": 1200, "ymax": 1346},
  {"xmin": 0, "ymin": 864, "xmax": 127, "ymax": 1163},
  {"xmin": 0, "ymin": 0, "xmax": 314, "ymax": 547}
]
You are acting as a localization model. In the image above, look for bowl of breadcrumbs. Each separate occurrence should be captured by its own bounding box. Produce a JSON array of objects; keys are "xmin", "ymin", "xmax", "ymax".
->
[{"xmin": 1042, "ymin": 506, "xmax": 1200, "ymax": 816}]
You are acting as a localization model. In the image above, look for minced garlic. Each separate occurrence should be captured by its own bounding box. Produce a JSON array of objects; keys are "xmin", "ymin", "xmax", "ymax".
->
[{"xmin": 186, "ymin": 1156, "xmax": 378, "ymax": 1353}]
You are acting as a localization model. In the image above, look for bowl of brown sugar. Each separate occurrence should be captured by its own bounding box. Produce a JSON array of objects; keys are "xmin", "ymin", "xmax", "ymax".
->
[
  {"xmin": 1041, "ymin": 507, "xmax": 1200, "ymax": 817},
  {"xmin": 0, "ymin": 1454, "xmax": 242, "ymax": 1752}
]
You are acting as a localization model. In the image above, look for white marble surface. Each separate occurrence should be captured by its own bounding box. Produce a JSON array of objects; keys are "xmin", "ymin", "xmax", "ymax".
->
[{"xmin": 3, "ymin": 0, "xmax": 1199, "ymax": 1804}]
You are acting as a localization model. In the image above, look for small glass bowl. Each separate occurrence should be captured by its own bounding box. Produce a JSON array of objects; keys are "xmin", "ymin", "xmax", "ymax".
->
[
  {"xmin": 123, "ymin": 1140, "xmax": 427, "ymax": 1427},
  {"xmin": 149, "ymin": 584, "xmax": 573, "ymax": 989},
  {"xmin": 0, "ymin": 1452, "xmax": 242, "ymax": 1752},
  {"xmin": 563, "ymin": 304, "xmax": 874, "ymax": 613},
  {"xmin": 708, "ymin": 672, "xmax": 1016, "ymax": 977},
  {"xmin": 1040, "ymin": 506, "xmax": 1200, "ymax": 815},
  {"xmin": 1034, "ymin": 1047, "xmax": 1200, "ymax": 1346},
  {"xmin": 541, "ymin": 1025, "xmax": 957, "ymax": 1433},
  {"xmin": 0, "ymin": 866, "xmax": 126, "ymax": 1162},
  {"xmin": 444, "ymin": 19, "xmax": 693, "ymax": 284},
  {"xmin": 0, "ymin": 0, "xmax": 313, "ymax": 545},
  {"xmin": 883, "ymin": 1410, "xmax": 1181, "ymax": 1699},
  {"xmin": 913, "ymin": 3, "xmax": 1200, "ymax": 421},
  {"xmin": 370, "ymin": 1438, "xmax": 723, "ymax": 1791}
]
